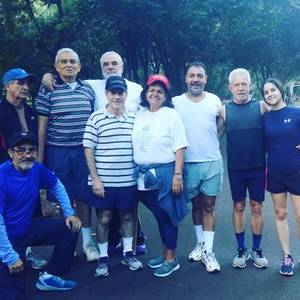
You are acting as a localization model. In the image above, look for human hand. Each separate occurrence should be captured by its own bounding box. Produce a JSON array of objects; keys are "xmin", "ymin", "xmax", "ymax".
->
[
  {"xmin": 92, "ymin": 178, "xmax": 105, "ymax": 198},
  {"xmin": 42, "ymin": 73, "xmax": 55, "ymax": 91},
  {"xmin": 65, "ymin": 216, "xmax": 82, "ymax": 232},
  {"xmin": 172, "ymin": 175, "xmax": 183, "ymax": 195},
  {"xmin": 296, "ymin": 145, "xmax": 300, "ymax": 150},
  {"xmin": 8, "ymin": 259, "xmax": 24, "ymax": 274}
]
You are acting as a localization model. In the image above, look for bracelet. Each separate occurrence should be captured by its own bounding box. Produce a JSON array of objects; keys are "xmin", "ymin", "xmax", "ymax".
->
[{"xmin": 174, "ymin": 172, "xmax": 182, "ymax": 175}]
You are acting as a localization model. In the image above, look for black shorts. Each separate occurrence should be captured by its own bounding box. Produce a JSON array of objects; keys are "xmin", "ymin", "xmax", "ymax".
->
[
  {"xmin": 267, "ymin": 168, "xmax": 300, "ymax": 195},
  {"xmin": 228, "ymin": 168, "xmax": 265, "ymax": 202}
]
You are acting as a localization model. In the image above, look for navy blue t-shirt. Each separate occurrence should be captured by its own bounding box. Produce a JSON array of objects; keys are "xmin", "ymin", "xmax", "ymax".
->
[
  {"xmin": 0, "ymin": 161, "xmax": 57, "ymax": 241},
  {"xmin": 263, "ymin": 106, "xmax": 300, "ymax": 171}
]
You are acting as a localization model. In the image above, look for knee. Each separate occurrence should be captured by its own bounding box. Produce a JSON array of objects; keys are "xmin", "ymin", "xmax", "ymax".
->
[
  {"xmin": 233, "ymin": 202, "xmax": 245, "ymax": 214},
  {"xmin": 192, "ymin": 198, "xmax": 202, "ymax": 210},
  {"xmin": 97, "ymin": 211, "xmax": 112, "ymax": 225},
  {"xmin": 120, "ymin": 211, "xmax": 133, "ymax": 223},
  {"xmin": 250, "ymin": 202, "xmax": 262, "ymax": 217},
  {"xmin": 275, "ymin": 208, "xmax": 287, "ymax": 221},
  {"xmin": 203, "ymin": 203, "xmax": 215, "ymax": 214}
]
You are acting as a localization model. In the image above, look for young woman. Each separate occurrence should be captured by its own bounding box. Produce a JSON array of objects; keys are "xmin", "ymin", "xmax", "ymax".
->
[{"xmin": 262, "ymin": 78, "xmax": 300, "ymax": 276}]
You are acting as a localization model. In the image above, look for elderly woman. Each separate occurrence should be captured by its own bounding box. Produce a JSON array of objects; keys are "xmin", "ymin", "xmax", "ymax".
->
[
  {"xmin": 262, "ymin": 78, "xmax": 300, "ymax": 276},
  {"xmin": 132, "ymin": 74, "xmax": 189, "ymax": 277}
]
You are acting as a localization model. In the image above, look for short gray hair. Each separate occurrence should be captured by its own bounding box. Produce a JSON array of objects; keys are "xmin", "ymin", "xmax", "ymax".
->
[
  {"xmin": 55, "ymin": 48, "xmax": 80, "ymax": 64},
  {"xmin": 229, "ymin": 68, "xmax": 251, "ymax": 84},
  {"xmin": 100, "ymin": 51, "xmax": 123, "ymax": 67}
]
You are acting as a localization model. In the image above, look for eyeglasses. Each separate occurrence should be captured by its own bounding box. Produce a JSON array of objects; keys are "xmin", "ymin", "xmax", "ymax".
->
[
  {"xmin": 12, "ymin": 146, "xmax": 37, "ymax": 156},
  {"xmin": 58, "ymin": 59, "xmax": 78, "ymax": 65}
]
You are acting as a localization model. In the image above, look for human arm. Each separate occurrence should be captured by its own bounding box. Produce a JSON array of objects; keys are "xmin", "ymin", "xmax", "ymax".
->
[
  {"xmin": 37, "ymin": 115, "xmax": 48, "ymax": 163},
  {"xmin": 217, "ymin": 105, "xmax": 226, "ymax": 139},
  {"xmin": 41, "ymin": 73, "xmax": 55, "ymax": 91},
  {"xmin": 0, "ymin": 214, "xmax": 23, "ymax": 272},
  {"xmin": 49, "ymin": 179, "xmax": 81, "ymax": 232},
  {"xmin": 172, "ymin": 148, "xmax": 185, "ymax": 195},
  {"xmin": 260, "ymin": 101, "xmax": 270, "ymax": 114},
  {"xmin": 84, "ymin": 147, "xmax": 105, "ymax": 197}
]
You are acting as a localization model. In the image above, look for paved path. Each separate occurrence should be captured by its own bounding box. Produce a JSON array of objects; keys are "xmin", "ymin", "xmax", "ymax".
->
[{"xmin": 27, "ymin": 140, "xmax": 300, "ymax": 300}]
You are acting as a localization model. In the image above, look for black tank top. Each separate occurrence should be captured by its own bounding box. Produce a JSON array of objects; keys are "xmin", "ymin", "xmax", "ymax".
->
[{"xmin": 225, "ymin": 100, "xmax": 265, "ymax": 169}]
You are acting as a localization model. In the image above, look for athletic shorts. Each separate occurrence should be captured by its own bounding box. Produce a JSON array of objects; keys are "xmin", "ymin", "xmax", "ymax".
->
[
  {"xmin": 266, "ymin": 168, "xmax": 300, "ymax": 195},
  {"xmin": 185, "ymin": 159, "xmax": 223, "ymax": 199},
  {"xmin": 228, "ymin": 168, "xmax": 265, "ymax": 202},
  {"xmin": 88, "ymin": 185, "xmax": 137, "ymax": 210},
  {"xmin": 46, "ymin": 145, "xmax": 89, "ymax": 202}
]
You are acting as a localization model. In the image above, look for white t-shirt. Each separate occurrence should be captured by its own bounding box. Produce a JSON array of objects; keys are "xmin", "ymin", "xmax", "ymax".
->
[
  {"xmin": 173, "ymin": 92, "xmax": 222, "ymax": 162},
  {"xmin": 86, "ymin": 78, "xmax": 142, "ymax": 113},
  {"xmin": 132, "ymin": 107, "xmax": 189, "ymax": 165}
]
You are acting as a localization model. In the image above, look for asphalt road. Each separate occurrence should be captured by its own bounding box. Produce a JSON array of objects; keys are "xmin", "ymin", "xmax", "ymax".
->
[{"xmin": 26, "ymin": 140, "xmax": 300, "ymax": 300}]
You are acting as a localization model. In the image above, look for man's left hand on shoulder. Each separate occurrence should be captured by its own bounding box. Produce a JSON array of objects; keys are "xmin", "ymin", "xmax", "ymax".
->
[{"xmin": 65, "ymin": 216, "xmax": 82, "ymax": 232}]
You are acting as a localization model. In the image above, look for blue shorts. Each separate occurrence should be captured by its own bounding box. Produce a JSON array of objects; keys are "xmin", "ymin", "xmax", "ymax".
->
[
  {"xmin": 267, "ymin": 168, "xmax": 300, "ymax": 195},
  {"xmin": 88, "ymin": 185, "xmax": 137, "ymax": 210},
  {"xmin": 45, "ymin": 145, "xmax": 89, "ymax": 202},
  {"xmin": 185, "ymin": 159, "xmax": 223, "ymax": 199},
  {"xmin": 228, "ymin": 168, "xmax": 265, "ymax": 202}
]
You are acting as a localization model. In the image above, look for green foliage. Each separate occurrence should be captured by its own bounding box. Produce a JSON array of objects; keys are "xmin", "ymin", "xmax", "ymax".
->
[{"xmin": 0, "ymin": 0, "xmax": 299, "ymax": 98}]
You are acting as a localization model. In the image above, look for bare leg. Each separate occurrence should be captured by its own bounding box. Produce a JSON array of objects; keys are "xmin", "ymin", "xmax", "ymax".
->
[
  {"xmin": 232, "ymin": 200, "xmax": 246, "ymax": 233},
  {"xmin": 290, "ymin": 194, "xmax": 300, "ymax": 241},
  {"xmin": 250, "ymin": 200, "xmax": 264, "ymax": 235},
  {"xmin": 272, "ymin": 193, "xmax": 289, "ymax": 255},
  {"xmin": 202, "ymin": 194, "xmax": 216, "ymax": 231},
  {"xmin": 96, "ymin": 209, "xmax": 112, "ymax": 243}
]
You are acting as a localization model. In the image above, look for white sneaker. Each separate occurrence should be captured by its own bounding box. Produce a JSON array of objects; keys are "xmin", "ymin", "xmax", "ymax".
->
[
  {"xmin": 188, "ymin": 242, "xmax": 205, "ymax": 261},
  {"xmin": 83, "ymin": 244, "xmax": 100, "ymax": 262},
  {"xmin": 250, "ymin": 249, "xmax": 269, "ymax": 268},
  {"xmin": 202, "ymin": 251, "xmax": 221, "ymax": 273}
]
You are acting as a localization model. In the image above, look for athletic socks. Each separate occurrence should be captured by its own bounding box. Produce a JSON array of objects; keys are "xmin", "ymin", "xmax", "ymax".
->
[
  {"xmin": 122, "ymin": 237, "xmax": 133, "ymax": 254},
  {"xmin": 235, "ymin": 232, "xmax": 246, "ymax": 250},
  {"xmin": 98, "ymin": 242, "xmax": 108, "ymax": 257},
  {"xmin": 252, "ymin": 233, "xmax": 262, "ymax": 250},
  {"xmin": 194, "ymin": 225, "xmax": 205, "ymax": 244},
  {"xmin": 203, "ymin": 231, "xmax": 215, "ymax": 252},
  {"xmin": 81, "ymin": 227, "xmax": 93, "ymax": 248}
]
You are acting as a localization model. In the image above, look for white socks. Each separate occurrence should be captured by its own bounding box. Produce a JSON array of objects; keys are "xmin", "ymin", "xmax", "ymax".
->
[
  {"xmin": 81, "ymin": 227, "xmax": 93, "ymax": 248},
  {"xmin": 122, "ymin": 237, "xmax": 133, "ymax": 254},
  {"xmin": 194, "ymin": 225, "xmax": 205, "ymax": 244},
  {"xmin": 98, "ymin": 242, "xmax": 108, "ymax": 257},
  {"xmin": 203, "ymin": 231, "xmax": 215, "ymax": 253}
]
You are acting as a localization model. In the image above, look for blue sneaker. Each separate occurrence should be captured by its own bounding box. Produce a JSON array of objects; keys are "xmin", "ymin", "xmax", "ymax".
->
[
  {"xmin": 148, "ymin": 255, "xmax": 164, "ymax": 269},
  {"xmin": 136, "ymin": 243, "xmax": 147, "ymax": 255},
  {"xmin": 280, "ymin": 254, "xmax": 294, "ymax": 276},
  {"xmin": 36, "ymin": 272, "xmax": 77, "ymax": 291},
  {"xmin": 154, "ymin": 258, "xmax": 180, "ymax": 277}
]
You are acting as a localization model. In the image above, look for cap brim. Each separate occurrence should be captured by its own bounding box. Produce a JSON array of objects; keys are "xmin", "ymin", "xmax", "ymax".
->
[{"xmin": 106, "ymin": 85, "xmax": 127, "ymax": 91}]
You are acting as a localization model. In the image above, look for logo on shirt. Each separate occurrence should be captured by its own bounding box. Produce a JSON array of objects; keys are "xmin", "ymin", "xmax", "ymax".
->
[{"xmin": 284, "ymin": 118, "xmax": 291, "ymax": 123}]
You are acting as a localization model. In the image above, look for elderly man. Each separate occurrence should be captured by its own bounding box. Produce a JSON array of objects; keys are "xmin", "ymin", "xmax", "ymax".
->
[
  {"xmin": 83, "ymin": 76, "xmax": 142, "ymax": 277},
  {"xmin": 218, "ymin": 68, "xmax": 269, "ymax": 269},
  {"xmin": 173, "ymin": 62, "xmax": 223, "ymax": 273},
  {"xmin": 36, "ymin": 48, "xmax": 98, "ymax": 262},
  {"xmin": 0, "ymin": 132, "xmax": 81, "ymax": 299},
  {"xmin": 42, "ymin": 51, "xmax": 146, "ymax": 255},
  {"xmin": 0, "ymin": 68, "xmax": 49, "ymax": 270}
]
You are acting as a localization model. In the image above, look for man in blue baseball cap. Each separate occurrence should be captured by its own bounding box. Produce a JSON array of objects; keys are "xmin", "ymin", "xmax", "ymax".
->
[{"xmin": 0, "ymin": 68, "xmax": 50, "ymax": 270}]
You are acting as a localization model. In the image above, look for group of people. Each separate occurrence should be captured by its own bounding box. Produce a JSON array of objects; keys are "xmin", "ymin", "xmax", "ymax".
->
[{"xmin": 0, "ymin": 47, "xmax": 300, "ymax": 300}]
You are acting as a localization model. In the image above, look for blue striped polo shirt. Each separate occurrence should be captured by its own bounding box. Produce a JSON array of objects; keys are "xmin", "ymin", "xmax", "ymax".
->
[
  {"xmin": 35, "ymin": 78, "xmax": 95, "ymax": 146},
  {"xmin": 83, "ymin": 108, "xmax": 136, "ymax": 187}
]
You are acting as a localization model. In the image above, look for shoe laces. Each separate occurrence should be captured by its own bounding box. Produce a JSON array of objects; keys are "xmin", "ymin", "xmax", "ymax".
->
[
  {"xmin": 282, "ymin": 255, "xmax": 293, "ymax": 266},
  {"xmin": 237, "ymin": 248, "xmax": 246, "ymax": 257},
  {"xmin": 254, "ymin": 249, "xmax": 263, "ymax": 258}
]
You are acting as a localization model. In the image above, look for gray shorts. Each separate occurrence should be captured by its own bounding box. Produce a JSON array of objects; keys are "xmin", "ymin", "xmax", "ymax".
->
[{"xmin": 185, "ymin": 159, "xmax": 223, "ymax": 199}]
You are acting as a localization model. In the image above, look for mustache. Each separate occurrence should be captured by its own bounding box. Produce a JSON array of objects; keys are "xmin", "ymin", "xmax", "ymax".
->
[{"xmin": 20, "ymin": 158, "xmax": 35, "ymax": 163}]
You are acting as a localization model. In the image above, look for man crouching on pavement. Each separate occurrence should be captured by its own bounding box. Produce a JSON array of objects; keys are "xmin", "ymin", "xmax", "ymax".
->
[{"xmin": 0, "ymin": 132, "xmax": 81, "ymax": 299}]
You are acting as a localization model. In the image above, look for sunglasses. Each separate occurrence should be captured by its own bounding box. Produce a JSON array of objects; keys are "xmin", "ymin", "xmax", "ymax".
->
[{"xmin": 12, "ymin": 146, "xmax": 37, "ymax": 156}]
